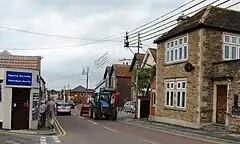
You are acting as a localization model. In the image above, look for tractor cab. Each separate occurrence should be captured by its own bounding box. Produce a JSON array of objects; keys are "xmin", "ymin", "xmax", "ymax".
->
[{"xmin": 88, "ymin": 88, "xmax": 119, "ymax": 120}]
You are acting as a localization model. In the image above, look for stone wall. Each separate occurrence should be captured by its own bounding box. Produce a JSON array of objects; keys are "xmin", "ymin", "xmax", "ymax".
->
[
  {"xmin": 213, "ymin": 60, "xmax": 240, "ymax": 131},
  {"xmin": 156, "ymin": 30, "xmax": 201, "ymax": 126}
]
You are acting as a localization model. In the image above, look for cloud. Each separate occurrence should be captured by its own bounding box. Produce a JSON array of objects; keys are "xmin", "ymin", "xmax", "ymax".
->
[{"xmin": 0, "ymin": 0, "xmax": 239, "ymax": 90}]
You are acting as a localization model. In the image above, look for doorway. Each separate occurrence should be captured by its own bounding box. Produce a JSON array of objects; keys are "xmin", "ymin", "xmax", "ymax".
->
[
  {"xmin": 216, "ymin": 85, "xmax": 227, "ymax": 124},
  {"xmin": 11, "ymin": 88, "xmax": 30, "ymax": 130}
]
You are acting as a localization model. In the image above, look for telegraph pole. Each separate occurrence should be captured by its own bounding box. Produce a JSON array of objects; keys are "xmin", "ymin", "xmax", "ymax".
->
[
  {"xmin": 136, "ymin": 33, "xmax": 140, "ymax": 101},
  {"xmin": 82, "ymin": 67, "xmax": 89, "ymax": 98},
  {"xmin": 63, "ymin": 85, "xmax": 66, "ymax": 102}
]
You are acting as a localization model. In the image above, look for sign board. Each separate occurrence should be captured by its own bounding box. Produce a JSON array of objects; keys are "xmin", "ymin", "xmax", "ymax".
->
[{"xmin": 6, "ymin": 71, "xmax": 32, "ymax": 86}]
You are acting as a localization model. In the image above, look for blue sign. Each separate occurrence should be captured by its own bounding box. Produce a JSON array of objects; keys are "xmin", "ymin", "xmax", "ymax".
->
[{"xmin": 6, "ymin": 71, "xmax": 32, "ymax": 86}]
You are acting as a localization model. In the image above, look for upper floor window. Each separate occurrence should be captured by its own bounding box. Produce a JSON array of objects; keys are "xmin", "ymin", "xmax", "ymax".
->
[
  {"xmin": 223, "ymin": 34, "xmax": 240, "ymax": 60},
  {"xmin": 165, "ymin": 35, "xmax": 188, "ymax": 64}
]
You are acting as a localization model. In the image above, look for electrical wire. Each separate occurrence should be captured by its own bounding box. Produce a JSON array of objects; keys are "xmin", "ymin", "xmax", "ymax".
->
[
  {"xmin": 129, "ymin": 0, "xmax": 231, "ymax": 45},
  {"xmin": 127, "ymin": 0, "xmax": 198, "ymax": 34},
  {"xmin": 128, "ymin": 0, "xmax": 208, "ymax": 38},
  {"xmin": 0, "ymin": 25, "xmax": 123, "ymax": 42}
]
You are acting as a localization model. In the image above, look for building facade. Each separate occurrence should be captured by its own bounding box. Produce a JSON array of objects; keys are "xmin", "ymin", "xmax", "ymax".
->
[
  {"xmin": 152, "ymin": 6, "xmax": 240, "ymax": 132},
  {"xmin": 0, "ymin": 51, "xmax": 42, "ymax": 130}
]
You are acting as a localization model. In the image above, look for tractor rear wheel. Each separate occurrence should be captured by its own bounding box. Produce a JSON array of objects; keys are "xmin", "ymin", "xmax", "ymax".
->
[
  {"xmin": 111, "ymin": 108, "xmax": 117, "ymax": 121},
  {"xmin": 93, "ymin": 108, "xmax": 99, "ymax": 120}
]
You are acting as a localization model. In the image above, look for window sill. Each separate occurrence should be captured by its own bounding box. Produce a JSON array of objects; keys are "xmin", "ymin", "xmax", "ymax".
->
[
  {"xmin": 164, "ymin": 60, "xmax": 188, "ymax": 66},
  {"xmin": 164, "ymin": 106, "xmax": 186, "ymax": 112}
]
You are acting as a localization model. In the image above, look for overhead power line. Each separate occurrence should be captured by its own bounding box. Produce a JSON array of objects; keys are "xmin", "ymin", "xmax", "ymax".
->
[
  {"xmin": 0, "ymin": 25, "xmax": 123, "ymax": 42},
  {"xmin": 128, "ymin": 0, "xmax": 229, "ymax": 45},
  {"xmin": 127, "ymin": 0, "xmax": 198, "ymax": 34},
  {"xmin": 130, "ymin": 0, "xmax": 238, "ymax": 45}
]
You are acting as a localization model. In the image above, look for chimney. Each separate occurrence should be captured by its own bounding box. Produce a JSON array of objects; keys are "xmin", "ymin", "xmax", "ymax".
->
[{"xmin": 177, "ymin": 13, "xmax": 188, "ymax": 25}]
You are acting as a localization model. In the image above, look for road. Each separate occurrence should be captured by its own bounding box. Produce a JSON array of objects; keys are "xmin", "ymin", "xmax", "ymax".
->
[
  {"xmin": 0, "ymin": 132, "xmax": 61, "ymax": 144},
  {"xmin": 55, "ymin": 108, "xmax": 217, "ymax": 144}
]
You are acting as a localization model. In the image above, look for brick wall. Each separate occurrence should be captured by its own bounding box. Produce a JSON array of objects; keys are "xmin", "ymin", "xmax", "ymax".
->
[{"xmin": 156, "ymin": 30, "xmax": 201, "ymax": 124}]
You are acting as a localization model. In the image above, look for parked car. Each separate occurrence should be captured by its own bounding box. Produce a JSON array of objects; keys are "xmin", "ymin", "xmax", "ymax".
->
[
  {"xmin": 124, "ymin": 101, "xmax": 136, "ymax": 113},
  {"xmin": 67, "ymin": 100, "xmax": 75, "ymax": 109},
  {"xmin": 56, "ymin": 101, "xmax": 71, "ymax": 115}
]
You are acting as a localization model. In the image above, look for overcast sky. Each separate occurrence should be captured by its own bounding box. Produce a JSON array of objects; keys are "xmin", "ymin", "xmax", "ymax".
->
[{"xmin": 0, "ymin": 0, "xmax": 238, "ymax": 90}]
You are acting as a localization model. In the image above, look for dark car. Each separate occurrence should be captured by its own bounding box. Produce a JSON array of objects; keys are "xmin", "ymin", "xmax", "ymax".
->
[{"xmin": 67, "ymin": 100, "xmax": 75, "ymax": 109}]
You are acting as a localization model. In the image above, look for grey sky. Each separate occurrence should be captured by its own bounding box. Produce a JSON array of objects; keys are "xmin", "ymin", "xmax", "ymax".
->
[{"xmin": 0, "ymin": 0, "xmax": 238, "ymax": 90}]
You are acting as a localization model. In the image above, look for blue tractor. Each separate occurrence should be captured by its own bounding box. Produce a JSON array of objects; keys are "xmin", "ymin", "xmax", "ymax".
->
[{"xmin": 88, "ymin": 88, "xmax": 118, "ymax": 120}]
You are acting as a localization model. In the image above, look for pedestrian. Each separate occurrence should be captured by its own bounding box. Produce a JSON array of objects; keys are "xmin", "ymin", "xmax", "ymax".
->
[
  {"xmin": 46, "ymin": 97, "xmax": 56, "ymax": 129},
  {"xmin": 39, "ymin": 100, "xmax": 46, "ymax": 128}
]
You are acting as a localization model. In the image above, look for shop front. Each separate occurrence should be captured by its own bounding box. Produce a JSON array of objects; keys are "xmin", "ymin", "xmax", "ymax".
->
[{"xmin": 0, "ymin": 68, "xmax": 40, "ymax": 130}]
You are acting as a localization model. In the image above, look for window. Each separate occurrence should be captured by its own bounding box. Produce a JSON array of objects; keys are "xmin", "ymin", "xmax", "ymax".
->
[
  {"xmin": 165, "ymin": 81, "xmax": 174, "ymax": 107},
  {"xmin": 152, "ymin": 92, "xmax": 156, "ymax": 106},
  {"xmin": 223, "ymin": 34, "xmax": 240, "ymax": 60},
  {"xmin": 165, "ymin": 36, "xmax": 188, "ymax": 64},
  {"xmin": 165, "ymin": 79, "xmax": 187, "ymax": 109},
  {"xmin": 176, "ymin": 81, "xmax": 187, "ymax": 108}
]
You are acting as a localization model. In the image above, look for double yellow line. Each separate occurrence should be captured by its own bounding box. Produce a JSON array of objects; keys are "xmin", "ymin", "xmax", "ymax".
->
[{"xmin": 54, "ymin": 116, "xmax": 66, "ymax": 137}]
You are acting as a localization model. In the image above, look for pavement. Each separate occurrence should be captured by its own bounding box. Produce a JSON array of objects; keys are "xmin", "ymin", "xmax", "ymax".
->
[{"xmin": 52, "ymin": 107, "xmax": 222, "ymax": 144}]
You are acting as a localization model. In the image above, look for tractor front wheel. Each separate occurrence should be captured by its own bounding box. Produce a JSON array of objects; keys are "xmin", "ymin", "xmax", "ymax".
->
[{"xmin": 111, "ymin": 108, "xmax": 117, "ymax": 121}]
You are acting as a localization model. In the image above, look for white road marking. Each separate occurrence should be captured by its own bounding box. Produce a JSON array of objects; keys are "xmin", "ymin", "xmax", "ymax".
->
[
  {"xmin": 88, "ymin": 120, "xmax": 98, "ymax": 125},
  {"xmin": 52, "ymin": 136, "xmax": 62, "ymax": 143},
  {"xmin": 103, "ymin": 126, "xmax": 118, "ymax": 133},
  {"xmin": 5, "ymin": 141, "xmax": 22, "ymax": 144},
  {"xmin": 72, "ymin": 112, "xmax": 77, "ymax": 116},
  {"xmin": 79, "ymin": 116, "xmax": 84, "ymax": 119},
  {"xmin": 141, "ymin": 139, "xmax": 157, "ymax": 144},
  {"xmin": 40, "ymin": 136, "xmax": 46, "ymax": 142}
]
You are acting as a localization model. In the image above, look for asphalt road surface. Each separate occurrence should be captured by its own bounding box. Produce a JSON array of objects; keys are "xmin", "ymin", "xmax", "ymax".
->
[
  {"xmin": 55, "ymin": 108, "xmax": 218, "ymax": 144},
  {"xmin": 0, "ymin": 133, "xmax": 61, "ymax": 144}
]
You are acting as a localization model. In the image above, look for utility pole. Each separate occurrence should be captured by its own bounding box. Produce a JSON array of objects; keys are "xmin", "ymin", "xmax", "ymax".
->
[
  {"xmin": 67, "ymin": 84, "xmax": 70, "ymax": 100},
  {"xmin": 63, "ymin": 85, "xmax": 66, "ymax": 102},
  {"xmin": 136, "ymin": 33, "xmax": 140, "ymax": 101},
  {"xmin": 82, "ymin": 67, "xmax": 89, "ymax": 98}
]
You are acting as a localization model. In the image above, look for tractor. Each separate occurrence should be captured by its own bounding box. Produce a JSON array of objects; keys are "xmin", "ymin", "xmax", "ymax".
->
[{"xmin": 88, "ymin": 87, "xmax": 120, "ymax": 120}]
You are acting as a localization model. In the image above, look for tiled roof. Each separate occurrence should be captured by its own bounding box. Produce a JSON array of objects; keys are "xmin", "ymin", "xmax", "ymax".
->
[
  {"xmin": 149, "ymin": 48, "xmax": 157, "ymax": 62},
  {"xmin": 111, "ymin": 64, "xmax": 132, "ymax": 78},
  {"xmin": 72, "ymin": 85, "xmax": 86, "ymax": 92},
  {"xmin": 0, "ymin": 51, "xmax": 41, "ymax": 70},
  {"xmin": 154, "ymin": 5, "xmax": 240, "ymax": 43},
  {"xmin": 129, "ymin": 53, "xmax": 145, "ymax": 72},
  {"xmin": 103, "ymin": 66, "xmax": 112, "ymax": 79}
]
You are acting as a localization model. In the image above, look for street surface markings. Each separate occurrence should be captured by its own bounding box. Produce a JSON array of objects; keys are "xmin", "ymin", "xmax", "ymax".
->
[
  {"xmin": 103, "ymin": 126, "xmax": 118, "ymax": 133},
  {"xmin": 40, "ymin": 136, "xmax": 47, "ymax": 144},
  {"xmin": 88, "ymin": 120, "xmax": 98, "ymax": 125},
  {"xmin": 72, "ymin": 112, "xmax": 77, "ymax": 116},
  {"xmin": 5, "ymin": 140, "xmax": 22, "ymax": 144},
  {"xmin": 141, "ymin": 139, "xmax": 158, "ymax": 144},
  {"xmin": 52, "ymin": 135, "xmax": 62, "ymax": 143},
  {"xmin": 78, "ymin": 116, "xmax": 84, "ymax": 119}
]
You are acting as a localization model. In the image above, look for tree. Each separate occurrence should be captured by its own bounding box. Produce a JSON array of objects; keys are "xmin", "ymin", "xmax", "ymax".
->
[{"xmin": 132, "ymin": 65, "xmax": 156, "ymax": 94}]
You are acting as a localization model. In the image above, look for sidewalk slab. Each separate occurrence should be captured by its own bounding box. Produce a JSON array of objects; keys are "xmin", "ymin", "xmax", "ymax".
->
[
  {"xmin": 121, "ymin": 118, "xmax": 240, "ymax": 144},
  {"xmin": 6, "ymin": 128, "xmax": 56, "ymax": 136}
]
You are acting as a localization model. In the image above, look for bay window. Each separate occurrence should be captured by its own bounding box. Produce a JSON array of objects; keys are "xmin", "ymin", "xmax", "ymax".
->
[{"xmin": 165, "ymin": 35, "xmax": 188, "ymax": 64}]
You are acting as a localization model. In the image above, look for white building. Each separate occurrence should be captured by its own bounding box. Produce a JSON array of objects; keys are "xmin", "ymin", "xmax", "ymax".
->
[{"xmin": 0, "ymin": 51, "xmax": 42, "ymax": 130}]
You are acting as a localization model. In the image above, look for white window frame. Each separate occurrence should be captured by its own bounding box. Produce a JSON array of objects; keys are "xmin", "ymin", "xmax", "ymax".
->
[
  {"xmin": 223, "ymin": 34, "xmax": 240, "ymax": 60},
  {"xmin": 176, "ymin": 80, "xmax": 187, "ymax": 109},
  {"xmin": 165, "ymin": 35, "xmax": 188, "ymax": 64},
  {"xmin": 165, "ymin": 80, "xmax": 174, "ymax": 107},
  {"xmin": 152, "ymin": 91, "xmax": 156, "ymax": 106}
]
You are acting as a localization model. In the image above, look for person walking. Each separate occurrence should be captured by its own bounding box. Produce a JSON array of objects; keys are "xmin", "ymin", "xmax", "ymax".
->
[
  {"xmin": 46, "ymin": 98, "xmax": 56, "ymax": 129},
  {"xmin": 39, "ymin": 100, "xmax": 46, "ymax": 128}
]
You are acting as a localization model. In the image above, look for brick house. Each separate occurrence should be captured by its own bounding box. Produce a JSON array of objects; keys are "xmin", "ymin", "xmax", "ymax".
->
[
  {"xmin": 103, "ymin": 63, "xmax": 132, "ymax": 106},
  {"xmin": 70, "ymin": 85, "xmax": 94, "ymax": 103},
  {"xmin": 152, "ymin": 5, "xmax": 240, "ymax": 132}
]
